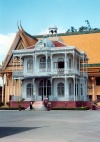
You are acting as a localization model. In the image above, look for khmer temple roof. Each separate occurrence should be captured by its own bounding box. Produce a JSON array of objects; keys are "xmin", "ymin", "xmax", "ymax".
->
[{"xmin": 60, "ymin": 33, "xmax": 100, "ymax": 64}]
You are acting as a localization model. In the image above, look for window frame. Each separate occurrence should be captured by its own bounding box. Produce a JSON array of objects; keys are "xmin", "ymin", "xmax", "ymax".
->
[{"xmin": 57, "ymin": 82, "xmax": 64, "ymax": 97}]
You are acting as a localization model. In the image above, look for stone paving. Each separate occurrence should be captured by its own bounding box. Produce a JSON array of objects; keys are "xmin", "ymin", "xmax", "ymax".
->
[{"xmin": 0, "ymin": 110, "xmax": 100, "ymax": 142}]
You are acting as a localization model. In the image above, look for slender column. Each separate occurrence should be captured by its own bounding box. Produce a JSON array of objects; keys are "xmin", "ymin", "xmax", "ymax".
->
[
  {"xmin": 33, "ymin": 79, "xmax": 34, "ymax": 96},
  {"xmin": 86, "ymin": 59, "xmax": 88, "ymax": 74},
  {"xmin": 91, "ymin": 77, "xmax": 95, "ymax": 101},
  {"xmin": 51, "ymin": 54, "xmax": 53, "ymax": 73},
  {"xmin": 34, "ymin": 53, "xmax": 36, "ymax": 73},
  {"xmin": 2, "ymin": 75, "xmax": 4, "ymax": 103},
  {"xmin": 46, "ymin": 52, "xmax": 47, "ymax": 73},
  {"xmin": 46, "ymin": 79, "xmax": 47, "ymax": 98},
  {"xmin": 83, "ymin": 55, "xmax": 84, "ymax": 73},
  {"xmin": 65, "ymin": 52, "xmax": 66, "ymax": 73},
  {"xmin": 65, "ymin": 77, "xmax": 67, "ymax": 99},
  {"xmin": 85, "ymin": 79, "xmax": 88, "ymax": 101},
  {"xmin": 76, "ymin": 78, "xmax": 77, "ymax": 101},
  {"xmin": 5, "ymin": 74, "xmax": 7, "ymax": 105},
  {"xmin": 73, "ymin": 77, "xmax": 75, "ymax": 101},
  {"xmin": 43, "ymin": 80, "xmax": 44, "ymax": 100},
  {"xmin": 66, "ymin": 78, "xmax": 68, "ymax": 100},
  {"xmin": 33, "ymin": 78, "xmax": 35, "ymax": 100},
  {"xmin": 50, "ymin": 78, "xmax": 52, "ymax": 101},
  {"xmin": 33, "ymin": 54, "xmax": 34, "ymax": 73},
  {"xmin": 79, "ymin": 56, "xmax": 80, "ymax": 74},
  {"xmin": 73, "ymin": 52, "xmax": 75, "ymax": 73}
]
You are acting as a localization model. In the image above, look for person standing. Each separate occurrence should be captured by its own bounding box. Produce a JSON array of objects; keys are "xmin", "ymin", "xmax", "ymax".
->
[{"xmin": 30, "ymin": 101, "xmax": 33, "ymax": 110}]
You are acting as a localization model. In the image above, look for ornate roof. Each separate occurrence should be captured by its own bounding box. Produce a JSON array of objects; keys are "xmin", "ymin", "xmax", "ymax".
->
[{"xmin": 60, "ymin": 33, "xmax": 100, "ymax": 64}]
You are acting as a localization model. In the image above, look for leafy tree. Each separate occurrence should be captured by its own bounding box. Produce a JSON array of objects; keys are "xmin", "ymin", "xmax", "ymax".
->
[
  {"xmin": 66, "ymin": 29, "xmax": 70, "ymax": 33},
  {"xmin": 71, "ymin": 26, "xmax": 77, "ymax": 32},
  {"xmin": 79, "ymin": 26, "xmax": 87, "ymax": 32}
]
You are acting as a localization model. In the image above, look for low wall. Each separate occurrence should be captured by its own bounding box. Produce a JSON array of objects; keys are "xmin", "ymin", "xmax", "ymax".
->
[
  {"xmin": 10, "ymin": 100, "xmax": 92, "ymax": 109},
  {"xmin": 10, "ymin": 101, "xmax": 33, "ymax": 108}
]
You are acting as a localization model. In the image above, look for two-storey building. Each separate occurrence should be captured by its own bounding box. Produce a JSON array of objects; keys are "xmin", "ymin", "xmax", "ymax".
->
[{"xmin": 11, "ymin": 27, "xmax": 88, "ymax": 108}]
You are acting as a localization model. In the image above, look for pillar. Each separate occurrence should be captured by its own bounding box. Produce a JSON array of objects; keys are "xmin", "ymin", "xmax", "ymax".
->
[{"xmin": 91, "ymin": 77, "xmax": 96, "ymax": 101}]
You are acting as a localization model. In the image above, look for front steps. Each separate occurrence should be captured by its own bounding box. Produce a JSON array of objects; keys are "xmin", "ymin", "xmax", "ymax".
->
[{"xmin": 32, "ymin": 101, "xmax": 47, "ymax": 111}]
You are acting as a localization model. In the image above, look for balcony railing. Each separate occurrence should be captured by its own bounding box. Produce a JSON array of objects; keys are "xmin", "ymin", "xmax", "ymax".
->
[
  {"xmin": 12, "ymin": 68, "xmax": 81, "ymax": 78},
  {"xmin": 13, "ymin": 71, "xmax": 23, "ymax": 77}
]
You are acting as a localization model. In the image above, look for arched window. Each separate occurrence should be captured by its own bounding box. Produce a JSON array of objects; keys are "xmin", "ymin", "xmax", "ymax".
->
[
  {"xmin": 57, "ymin": 82, "xmax": 64, "ymax": 96},
  {"xmin": 26, "ymin": 83, "xmax": 33, "ymax": 97},
  {"xmin": 40, "ymin": 57, "xmax": 46, "ymax": 69},
  {"xmin": 27, "ymin": 60, "xmax": 33, "ymax": 73}
]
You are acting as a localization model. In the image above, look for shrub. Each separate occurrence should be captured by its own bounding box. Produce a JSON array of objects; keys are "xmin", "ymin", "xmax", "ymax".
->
[
  {"xmin": 6, "ymin": 102, "xmax": 10, "ymax": 107},
  {"xmin": 0, "ymin": 106, "xmax": 25, "ymax": 110},
  {"xmin": 0, "ymin": 102, "xmax": 4, "ymax": 107},
  {"xmin": 52, "ymin": 106, "xmax": 90, "ymax": 110}
]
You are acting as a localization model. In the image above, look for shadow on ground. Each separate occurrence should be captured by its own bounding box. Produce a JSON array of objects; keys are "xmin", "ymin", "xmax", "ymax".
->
[{"xmin": 0, "ymin": 126, "xmax": 43, "ymax": 138}]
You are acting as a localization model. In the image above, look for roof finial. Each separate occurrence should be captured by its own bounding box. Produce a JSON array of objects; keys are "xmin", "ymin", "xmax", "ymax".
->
[
  {"xmin": 17, "ymin": 20, "xmax": 20, "ymax": 30},
  {"xmin": 20, "ymin": 20, "xmax": 23, "ymax": 30}
]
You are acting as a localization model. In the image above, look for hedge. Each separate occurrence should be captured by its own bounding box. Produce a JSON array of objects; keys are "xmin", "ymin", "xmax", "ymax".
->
[{"xmin": 52, "ymin": 106, "xmax": 90, "ymax": 110}]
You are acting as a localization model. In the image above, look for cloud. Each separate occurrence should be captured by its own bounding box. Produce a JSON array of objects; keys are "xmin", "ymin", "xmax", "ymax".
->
[
  {"xmin": 39, "ymin": 26, "xmax": 66, "ymax": 35},
  {"xmin": 0, "ymin": 33, "xmax": 16, "ymax": 65}
]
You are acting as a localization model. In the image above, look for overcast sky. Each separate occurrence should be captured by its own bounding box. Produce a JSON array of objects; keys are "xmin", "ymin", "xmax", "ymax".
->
[{"xmin": 0, "ymin": 0, "xmax": 100, "ymax": 85}]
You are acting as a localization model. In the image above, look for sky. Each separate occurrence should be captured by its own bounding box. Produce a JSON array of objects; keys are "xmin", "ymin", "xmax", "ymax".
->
[{"xmin": 0, "ymin": 0, "xmax": 100, "ymax": 85}]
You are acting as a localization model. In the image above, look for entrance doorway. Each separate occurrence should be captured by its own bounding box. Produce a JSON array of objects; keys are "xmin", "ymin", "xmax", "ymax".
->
[{"xmin": 39, "ymin": 79, "xmax": 51, "ymax": 100}]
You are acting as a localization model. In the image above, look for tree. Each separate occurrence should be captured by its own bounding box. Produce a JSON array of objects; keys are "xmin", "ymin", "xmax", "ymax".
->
[
  {"xmin": 70, "ymin": 26, "xmax": 77, "ymax": 32},
  {"xmin": 78, "ymin": 26, "xmax": 87, "ymax": 32},
  {"xmin": 85, "ymin": 20, "xmax": 91, "ymax": 31},
  {"xmin": 66, "ymin": 29, "xmax": 70, "ymax": 33}
]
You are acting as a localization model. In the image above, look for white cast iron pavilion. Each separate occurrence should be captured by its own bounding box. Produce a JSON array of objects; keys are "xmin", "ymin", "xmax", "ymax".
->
[{"xmin": 12, "ymin": 26, "xmax": 88, "ymax": 104}]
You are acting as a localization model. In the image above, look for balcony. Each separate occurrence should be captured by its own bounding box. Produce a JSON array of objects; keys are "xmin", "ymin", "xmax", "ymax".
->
[
  {"xmin": 12, "ymin": 71, "xmax": 24, "ymax": 79},
  {"xmin": 12, "ymin": 68, "xmax": 81, "ymax": 78}
]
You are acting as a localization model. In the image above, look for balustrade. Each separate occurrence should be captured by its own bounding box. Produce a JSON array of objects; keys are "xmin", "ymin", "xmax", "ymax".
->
[{"xmin": 13, "ymin": 67, "xmax": 80, "ymax": 78}]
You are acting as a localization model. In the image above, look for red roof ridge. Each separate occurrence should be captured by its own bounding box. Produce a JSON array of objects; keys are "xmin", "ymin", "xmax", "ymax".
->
[{"xmin": 52, "ymin": 40, "xmax": 66, "ymax": 47}]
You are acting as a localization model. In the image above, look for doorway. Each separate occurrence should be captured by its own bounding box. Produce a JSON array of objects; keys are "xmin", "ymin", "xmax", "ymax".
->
[{"xmin": 39, "ymin": 79, "xmax": 51, "ymax": 100}]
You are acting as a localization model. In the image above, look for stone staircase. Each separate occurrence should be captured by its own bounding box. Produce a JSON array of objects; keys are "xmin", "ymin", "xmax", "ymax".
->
[{"xmin": 32, "ymin": 101, "xmax": 47, "ymax": 111}]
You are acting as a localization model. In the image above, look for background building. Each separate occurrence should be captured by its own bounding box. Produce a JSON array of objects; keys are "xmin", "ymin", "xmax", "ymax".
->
[{"xmin": 0, "ymin": 25, "xmax": 100, "ymax": 108}]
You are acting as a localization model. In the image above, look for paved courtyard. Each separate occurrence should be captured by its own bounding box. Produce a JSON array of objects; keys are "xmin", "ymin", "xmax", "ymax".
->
[{"xmin": 0, "ymin": 110, "xmax": 100, "ymax": 142}]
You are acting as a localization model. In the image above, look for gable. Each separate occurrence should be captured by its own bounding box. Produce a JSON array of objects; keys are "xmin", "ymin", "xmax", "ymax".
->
[{"xmin": 2, "ymin": 29, "xmax": 37, "ymax": 71}]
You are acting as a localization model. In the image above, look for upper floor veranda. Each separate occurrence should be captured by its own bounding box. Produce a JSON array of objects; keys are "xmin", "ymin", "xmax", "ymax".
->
[{"xmin": 12, "ymin": 45, "xmax": 88, "ymax": 79}]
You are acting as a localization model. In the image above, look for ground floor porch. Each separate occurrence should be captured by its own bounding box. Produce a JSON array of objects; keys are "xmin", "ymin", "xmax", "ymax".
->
[{"xmin": 21, "ymin": 76, "xmax": 87, "ymax": 102}]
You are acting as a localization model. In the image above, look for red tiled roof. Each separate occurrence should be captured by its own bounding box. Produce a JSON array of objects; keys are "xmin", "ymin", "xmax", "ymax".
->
[
  {"xmin": 27, "ymin": 41, "xmax": 66, "ymax": 49},
  {"xmin": 53, "ymin": 41, "xmax": 66, "ymax": 47}
]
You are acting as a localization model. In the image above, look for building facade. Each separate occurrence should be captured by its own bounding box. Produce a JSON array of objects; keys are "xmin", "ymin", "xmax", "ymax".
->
[
  {"xmin": 12, "ymin": 35, "xmax": 88, "ymax": 105},
  {"xmin": 0, "ymin": 25, "xmax": 100, "ymax": 108}
]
